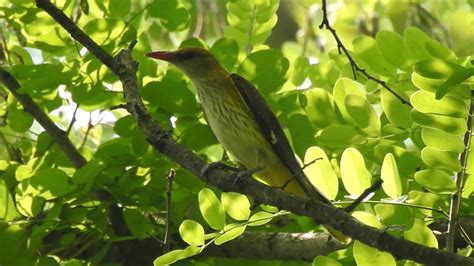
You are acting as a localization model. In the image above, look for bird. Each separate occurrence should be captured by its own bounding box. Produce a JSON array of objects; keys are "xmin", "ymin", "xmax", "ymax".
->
[{"xmin": 146, "ymin": 47, "xmax": 349, "ymax": 243}]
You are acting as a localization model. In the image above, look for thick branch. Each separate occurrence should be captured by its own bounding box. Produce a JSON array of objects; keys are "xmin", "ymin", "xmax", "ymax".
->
[
  {"xmin": 0, "ymin": 67, "xmax": 86, "ymax": 168},
  {"xmin": 36, "ymin": 1, "xmax": 473, "ymax": 264},
  {"xmin": 202, "ymin": 231, "xmax": 346, "ymax": 261}
]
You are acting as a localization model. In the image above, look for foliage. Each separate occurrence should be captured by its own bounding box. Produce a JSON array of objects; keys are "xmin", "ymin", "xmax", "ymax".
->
[{"xmin": 0, "ymin": 0, "xmax": 473, "ymax": 265}]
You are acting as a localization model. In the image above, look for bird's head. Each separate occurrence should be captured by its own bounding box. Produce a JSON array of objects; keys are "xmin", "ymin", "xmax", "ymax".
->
[{"xmin": 146, "ymin": 47, "xmax": 226, "ymax": 81}]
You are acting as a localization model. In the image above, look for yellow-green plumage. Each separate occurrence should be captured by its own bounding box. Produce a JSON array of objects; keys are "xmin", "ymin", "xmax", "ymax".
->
[{"xmin": 146, "ymin": 47, "xmax": 350, "ymax": 243}]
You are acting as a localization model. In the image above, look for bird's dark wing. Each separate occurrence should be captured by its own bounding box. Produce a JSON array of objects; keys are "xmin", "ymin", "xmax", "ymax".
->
[{"xmin": 229, "ymin": 73, "xmax": 330, "ymax": 204}]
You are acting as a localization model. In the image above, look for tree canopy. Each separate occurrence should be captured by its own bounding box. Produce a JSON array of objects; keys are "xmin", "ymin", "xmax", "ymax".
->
[{"xmin": 0, "ymin": 0, "xmax": 473, "ymax": 265}]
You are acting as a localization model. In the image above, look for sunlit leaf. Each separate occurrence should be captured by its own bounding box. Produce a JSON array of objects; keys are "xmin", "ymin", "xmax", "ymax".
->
[
  {"xmin": 404, "ymin": 219, "xmax": 438, "ymax": 248},
  {"xmin": 153, "ymin": 246, "xmax": 200, "ymax": 265},
  {"xmin": 179, "ymin": 220, "xmax": 205, "ymax": 246},
  {"xmin": 340, "ymin": 148, "xmax": 372, "ymax": 196},
  {"xmin": 414, "ymin": 169, "xmax": 457, "ymax": 194},
  {"xmin": 214, "ymin": 223, "xmax": 246, "ymax": 245},
  {"xmin": 304, "ymin": 146, "xmax": 338, "ymax": 200},
  {"xmin": 198, "ymin": 188, "xmax": 226, "ymax": 230},
  {"xmin": 221, "ymin": 192, "xmax": 251, "ymax": 221},
  {"xmin": 381, "ymin": 153, "xmax": 402, "ymax": 199}
]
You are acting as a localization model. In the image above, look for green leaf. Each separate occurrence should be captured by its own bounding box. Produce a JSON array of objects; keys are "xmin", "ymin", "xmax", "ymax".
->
[
  {"xmin": 421, "ymin": 147, "xmax": 461, "ymax": 172},
  {"xmin": 404, "ymin": 219, "xmax": 438, "ymax": 248},
  {"xmin": 123, "ymin": 208, "xmax": 153, "ymax": 238},
  {"xmin": 312, "ymin": 256, "xmax": 342, "ymax": 266},
  {"xmin": 410, "ymin": 110, "xmax": 466, "ymax": 135},
  {"xmin": 352, "ymin": 212, "xmax": 396, "ymax": 266},
  {"xmin": 83, "ymin": 19, "xmax": 127, "ymax": 44},
  {"xmin": 238, "ymin": 49, "xmax": 289, "ymax": 93},
  {"xmin": 198, "ymin": 188, "xmax": 226, "ymax": 230},
  {"xmin": 421, "ymin": 128, "xmax": 464, "ymax": 152},
  {"xmin": 333, "ymin": 78, "xmax": 365, "ymax": 124},
  {"xmin": 179, "ymin": 220, "xmax": 205, "ymax": 246},
  {"xmin": 436, "ymin": 68, "xmax": 474, "ymax": 100},
  {"xmin": 114, "ymin": 115, "xmax": 136, "ymax": 137},
  {"xmin": 404, "ymin": 27, "xmax": 433, "ymax": 60},
  {"xmin": 15, "ymin": 195, "xmax": 44, "ymax": 217},
  {"xmin": 291, "ymin": 56, "xmax": 310, "ymax": 86},
  {"xmin": 408, "ymin": 191, "xmax": 442, "ymax": 216},
  {"xmin": 248, "ymin": 211, "xmax": 274, "ymax": 226},
  {"xmin": 380, "ymin": 88, "xmax": 412, "ymax": 128},
  {"xmin": 141, "ymin": 71, "xmax": 199, "ymax": 115},
  {"xmin": 71, "ymin": 84, "xmax": 123, "ymax": 111},
  {"xmin": 211, "ymin": 38, "xmax": 239, "ymax": 71},
  {"xmin": 304, "ymin": 146, "xmax": 338, "ymax": 200},
  {"xmin": 316, "ymin": 125, "xmax": 363, "ymax": 148},
  {"xmin": 7, "ymin": 103, "xmax": 33, "ymax": 132},
  {"xmin": 462, "ymin": 174, "xmax": 474, "ymax": 198},
  {"xmin": 410, "ymin": 90, "xmax": 467, "ymax": 118},
  {"xmin": 448, "ymin": 10, "xmax": 474, "ymax": 56},
  {"xmin": 412, "ymin": 72, "xmax": 471, "ymax": 99},
  {"xmin": 381, "ymin": 153, "xmax": 402, "ymax": 199},
  {"xmin": 302, "ymin": 88, "xmax": 340, "ymax": 128},
  {"xmin": 108, "ymin": 0, "xmax": 131, "ymax": 19},
  {"xmin": 414, "ymin": 169, "xmax": 457, "ymax": 194},
  {"xmin": 353, "ymin": 211, "xmax": 382, "ymax": 228},
  {"xmin": 0, "ymin": 180, "xmax": 19, "ymax": 221},
  {"xmin": 148, "ymin": 0, "xmax": 190, "ymax": 31},
  {"xmin": 376, "ymin": 30, "xmax": 413, "ymax": 69},
  {"xmin": 214, "ymin": 223, "xmax": 246, "ymax": 245},
  {"xmin": 221, "ymin": 192, "xmax": 251, "ymax": 221},
  {"xmin": 353, "ymin": 240, "xmax": 396, "ymax": 266},
  {"xmin": 180, "ymin": 123, "xmax": 218, "ymax": 151},
  {"xmin": 353, "ymin": 36, "xmax": 396, "ymax": 77},
  {"xmin": 340, "ymin": 148, "xmax": 372, "ymax": 196},
  {"xmin": 30, "ymin": 169, "xmax": 74, "ymax": 200},
  {"xmin": 374, "ymin": 204, "xmax": 412, "ymax": 225},
  {"xmin": 224, "ymin": 0, "xmax": 279, "ymax": 49},
  {"xmin": 414, "ymin": 58, "xmax": 463, "ymax": 80},
  {"xmin": 153, "ymin": 246, "xmax": 200, "ymax": 266},
  {"xmin": 345, "ymin": 94, "xmax": 380, "ymax": 135}
]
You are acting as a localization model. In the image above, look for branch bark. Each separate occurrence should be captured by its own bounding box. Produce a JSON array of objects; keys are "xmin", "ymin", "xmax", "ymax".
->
[{"xmin": 35, "ymin": 0, "xmax": 473, "ymax": 264}]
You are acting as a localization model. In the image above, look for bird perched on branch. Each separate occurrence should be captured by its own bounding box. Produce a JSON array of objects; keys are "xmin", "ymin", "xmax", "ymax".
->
[{"xmin": 147, "ymin": 47, "xmax": 349, "ymax": 243}]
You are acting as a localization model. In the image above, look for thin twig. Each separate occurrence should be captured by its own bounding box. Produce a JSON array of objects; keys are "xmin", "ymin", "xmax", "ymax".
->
[
  {"xmin": 66, "ymin": 104, "xmax": 79, "ymax": 135},
  {"xmin": 337, "ymin": 200, "xmax": 447, "ymax": 216},
  {"xmin": 318, "ymin": 0, "xmax": 412, "ymax": 107},
  {"xmin": 415, "ymin": 4, "xmax": 451, "ymax": 48},
  {"xmin": 80, "ymin": 112, "xmax": 94, "ymax": 150},
  {"xmin": 344, "ymin": 179, "xmax": 383, "ymax": 213},
  {"xmin": 447, "ymin": 90, "xmax": 473, "ymax": 252},
  {"xmin": 164, "ymin": 169, "xmax": 176, "ymax": 253}
]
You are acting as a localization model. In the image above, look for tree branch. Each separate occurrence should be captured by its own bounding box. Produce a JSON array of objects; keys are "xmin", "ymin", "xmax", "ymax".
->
[
  {"xmin": 447, "ymin": 90, "xmax": 474, "ymax": 252},
  {"xmin": 0, "ymin": 67, "xmax": 86, "ymax": 168},
  {"xmin": 201, "ymin": 231, "xmax": 346, "ymax": 261},
  {"xmin": 35, "ymin": 1, "xmax": 473, "ymax": 264}
]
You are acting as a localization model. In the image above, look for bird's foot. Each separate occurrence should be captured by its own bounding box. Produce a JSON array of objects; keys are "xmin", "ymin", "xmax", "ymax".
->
[
  {"xmin": 200, "ymin": 162, "xmax": 239, "ymax": 179},
  {"xmin": 230, "ymin": 167, "xmax": 263, "ymax": 185}
]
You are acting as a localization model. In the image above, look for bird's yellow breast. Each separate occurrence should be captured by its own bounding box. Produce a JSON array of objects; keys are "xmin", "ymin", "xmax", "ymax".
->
[{"xmin": 195, "ymin": 79, "xmax": 296, "ymax": 190}]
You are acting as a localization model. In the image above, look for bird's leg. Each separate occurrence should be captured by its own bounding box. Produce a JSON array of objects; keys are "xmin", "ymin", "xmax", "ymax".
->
[
  {"xmin": 279, "ymin": 177, "xmax": 294, "ymax": 191},
  {"xmin": 230, "ymin": 166, "xmax": 263, "ymax": 185}
]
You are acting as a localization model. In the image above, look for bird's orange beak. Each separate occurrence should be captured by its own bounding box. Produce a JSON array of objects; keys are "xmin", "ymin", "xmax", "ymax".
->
[{"xmin": 146, "ymin": 51, "xmax": 175, "ymax": 62}]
